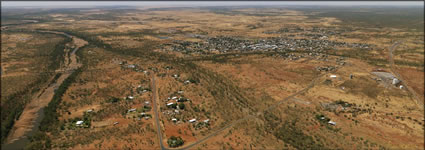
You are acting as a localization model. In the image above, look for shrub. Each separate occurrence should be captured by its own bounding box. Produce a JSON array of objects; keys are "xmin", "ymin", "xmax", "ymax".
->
[
  {"xmin": 167, "ymin": 136, "xmax": 184, "ymax": 147},
  {"xmin": 178, "ymin": 103, "xmax": 185, "ymax": 109},
  {"xmin": 142, "ymin": 105, "xmax": 152, "ymax": 112},
  {"xmin": 107, "ymin": 97, "xmax": 120, "ymax": 103}
]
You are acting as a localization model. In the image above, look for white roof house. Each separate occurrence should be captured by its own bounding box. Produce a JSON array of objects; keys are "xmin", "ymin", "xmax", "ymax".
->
[
  {"xmin": 172, "ymin": 118, "xmax": 177, "ymax": 122},
  {"xmin": 128, "ymin": 108, "xmax": 136, "ymax": 112},
  {"xmin": 141, "ymin": 112, "xmax": 146, "ymax": 116},
  {"xmin": 171, "ymin": 96, "xmax": 178, "ymax": 100},
  {"xmin": 203, "ymin": 119, "xmax": 210, "ymax": 123},
  {"xmin": 330, "ymin": 75, "xmax": 337, "ymax": 78},
  {"xmin": 128, "ymin": 96, "xmax": 134, "ymax": 100},
  {"xmin": 76, "ymin": 121, "xmax": 84, "ymax": 126},
  {"xmin": 167, "ymin": 102, "xmax": 174, "ymax": 106},
  {"xmin": 328, "ymin": 121, "xmax": 336, "ymax": 126},
  {"xmin": 145, "ymin": 101, "xmax": 150, "ymax": 105},
  {"xmin": 184, "ymin": 80, "xmax": 191, "ymax": 84},
  {"xmin": 86, "ymin": 109, "xmax": 93, "ymax": 113},
  {"xmin": 399, "ymin": 85, "xmax": 404, "ymax": 89},
  {"xmin": 189, "ymin": 119, "xmax": 197, "ymax": 123},
  {"xmin": 128, "ymin": 64, "xmax": 136, "ymax": 68}
]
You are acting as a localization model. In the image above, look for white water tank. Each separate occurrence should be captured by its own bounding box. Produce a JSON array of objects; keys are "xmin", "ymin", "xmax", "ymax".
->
[{"xmin": 392, "ymin": 78, "xmax": 400, "ymax": 85}]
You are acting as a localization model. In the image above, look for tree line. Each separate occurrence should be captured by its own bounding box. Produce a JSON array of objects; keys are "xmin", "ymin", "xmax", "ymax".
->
[{"xmin": 1, "ymin": 31, "xmax": 71, "ymax": 144}]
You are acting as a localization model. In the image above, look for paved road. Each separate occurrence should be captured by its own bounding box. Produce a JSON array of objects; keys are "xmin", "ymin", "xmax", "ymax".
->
[{"xmin": 388, "ymin": 41, "xmax": 423, "ymax": 107}]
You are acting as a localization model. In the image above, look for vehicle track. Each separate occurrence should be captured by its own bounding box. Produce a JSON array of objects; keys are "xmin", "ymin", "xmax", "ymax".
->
[
  {"xmin": 151, "ymin": 72, "xmax": 326, "ymax": 150},
  {"xmin": 180, "ymin": 73, "xmax": 325, "ymax": 150},
  {"xmin": 388, "ymin": 41, "xmax": 423, "ymax": 108}
]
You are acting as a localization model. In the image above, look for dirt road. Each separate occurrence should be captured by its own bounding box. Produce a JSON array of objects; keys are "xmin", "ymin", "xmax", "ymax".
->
[
  {"xmin": 2, "ymin": 31, "xmax": 87, "ymax": 149},
  {"xmin": 179, "ymin": 73, "xmax": 324, "ymax": 150},
  {"xmin": 151, "ymin": 75, "xmax": 168, "ymax": 150},
  {"xmin": 150, "ymin": 72, "xmax": 325, "ymax": 150},
  {"xmin": 388, "ymin": 41, "xmax": 423, "ymax": 108}
]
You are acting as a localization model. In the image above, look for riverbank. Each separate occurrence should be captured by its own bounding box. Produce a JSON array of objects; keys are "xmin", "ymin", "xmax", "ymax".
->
[{"xmin": 2, "ymin": 31, "xmax": 87, "ymax": 150}]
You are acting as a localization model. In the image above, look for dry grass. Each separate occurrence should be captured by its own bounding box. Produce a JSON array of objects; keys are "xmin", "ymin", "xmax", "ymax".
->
[{"xmin": 4, "ymin": 6, "xmax": 423, "ymax": 149}]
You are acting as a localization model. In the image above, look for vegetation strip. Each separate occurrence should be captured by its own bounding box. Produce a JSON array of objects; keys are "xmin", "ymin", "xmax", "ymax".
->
[
  {"xmin": 1, "ymin": 31, "xmax": 71, "ymax": 144},
  {"xmin": 26, "ymin": 67, "xmax": 83, "ymax": 149}
]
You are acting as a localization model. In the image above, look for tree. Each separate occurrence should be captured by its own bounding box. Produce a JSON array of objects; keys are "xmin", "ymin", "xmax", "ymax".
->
[
  {"xmin": 167, "ymin": 136, "xmax": 184, "ymax": 147},
  {"xmin": 178, "ymin": 103, "xmax": 185, "ymax": 109}
]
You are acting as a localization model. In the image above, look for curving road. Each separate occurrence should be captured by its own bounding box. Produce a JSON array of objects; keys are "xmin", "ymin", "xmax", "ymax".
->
[
  {"xmin": 181, "ymin": 73, "xmax": 325, "ymax": 150},
  {"xmin": 388, "ymin": 41, "xmax": 423, "ymax": 108},
  {"xmin": 151, "ymin": 71, "xmax": 326, "ymax": 150}
]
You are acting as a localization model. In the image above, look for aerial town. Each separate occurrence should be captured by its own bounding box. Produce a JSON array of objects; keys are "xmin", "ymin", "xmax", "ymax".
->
[{"xmin": 1, "ymin": 1, "xmax": 424, "ymax": 150}]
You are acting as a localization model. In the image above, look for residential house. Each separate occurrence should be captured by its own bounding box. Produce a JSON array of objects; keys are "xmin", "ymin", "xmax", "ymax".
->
[
  {"xmin": 189, "ymin": 119, "xmax": 197, "ymax": 123},
  {"xmin": 328, "ymin": 120, "xmax": 336, "ymax": 126},
  {"xmin": 76, "ymin": 121, "xmax": 84, "ymax": 126},
  {"xmin": 184, "ymin": 80, "xmax": 191, "ymax": 84}
]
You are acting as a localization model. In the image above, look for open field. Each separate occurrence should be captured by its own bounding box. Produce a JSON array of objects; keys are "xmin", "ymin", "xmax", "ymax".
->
[{"xmin": 1, "ymin": 4, "xmax": 423, "ymax": 150}]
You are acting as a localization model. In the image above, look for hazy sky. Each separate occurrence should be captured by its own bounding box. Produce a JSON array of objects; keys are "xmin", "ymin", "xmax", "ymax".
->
[{"xmin": 2, "ymin": 1, "xmax": 424, "ymax": 8}]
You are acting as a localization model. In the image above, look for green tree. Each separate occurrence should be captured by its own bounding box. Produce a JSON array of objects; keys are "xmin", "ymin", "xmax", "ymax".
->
[
  {"xmin": 178, "ymin": 103, "xmax": 185, "ymax": 109},
  {"xmin": 167, "ymin": 136, "xmax": 184, "ymax": 147}
]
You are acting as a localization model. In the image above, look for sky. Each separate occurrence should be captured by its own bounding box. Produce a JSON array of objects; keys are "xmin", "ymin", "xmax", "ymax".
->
[{"xmin": 2, "ymin": 1, "xmax": 424, "ymax": 8}]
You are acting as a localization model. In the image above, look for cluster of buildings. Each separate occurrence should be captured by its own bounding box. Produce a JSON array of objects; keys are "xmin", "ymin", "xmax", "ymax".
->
[
  {"xmin": 162, "ymin": 91, "xmax": 210, "ymax": 128},
  {"xmin": 127, "ymin": 99, "xmax": 153, "ymax": 121},
  {"xmin": 163, "ymin": 33, "xmax": 373, "ymax": 56},
  {"xmin": 118, "ymin": 60, "xmax": 162, "ymax": 75},
  {"xmin": 122, "ymin": 83, "xmax": 154, "ymax": 122},
  {"xmin": 171, "ymin": 74, "xmax": 194, "ymax": 84},
  {"xmin": 315, "ymin": 57, "xmax": 346, "ymax": 72},
  {"xmin": 163, "ymin": 92, "xmax": 189, "ymax": 119},
  {"xmin": 264, "ymin": 26, "xmax": 353, "ymax": 36}
]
